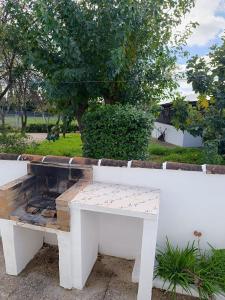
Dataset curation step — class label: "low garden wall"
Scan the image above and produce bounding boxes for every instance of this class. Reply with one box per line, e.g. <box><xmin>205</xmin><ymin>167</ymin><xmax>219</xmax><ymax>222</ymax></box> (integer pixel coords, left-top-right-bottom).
<box><xmin>0</xmin><ymin>154</ymin><xmax>225</xmax><ymax>254</ymax></box>
<box><xmin>0</xmin><ymin>159</ymin><xmax>28</xmax><ymax>186</ymax></box>
<box><xmin>1</xmin><ymin>155</ymin><xmax>225</xmax><ymax>298</ymax></box>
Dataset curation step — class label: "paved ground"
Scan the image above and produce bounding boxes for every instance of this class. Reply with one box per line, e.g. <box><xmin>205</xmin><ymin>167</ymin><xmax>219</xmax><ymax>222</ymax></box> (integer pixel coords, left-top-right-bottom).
<box><xmin>27</xmin><ymin>133</ymin><xmax>47</xmax><ymax>143</ymax></box>
<box><xmin>0</xmin><ymin>241</ymin><xmax>197</xmax><ymax>300</ymax></box>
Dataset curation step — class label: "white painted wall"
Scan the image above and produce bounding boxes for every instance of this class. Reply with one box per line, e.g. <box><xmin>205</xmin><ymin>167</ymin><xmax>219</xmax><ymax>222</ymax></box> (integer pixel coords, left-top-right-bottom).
<box><xmin>99</xmin><ymin>213</ymin><xmax>143</xmax><ymax>259</ymax></box>
<box><xmin>1</xmin><ymin>160</ymin><xmax>225</xmax><ymax>254</ymax></box>
<box><xmin>152</xmin><ymin>121</ymin><xmax>203</xmax><ymax>147</ymax></box>
<box><xmin>93</xmin><ymin>166</ymin><xmax>225</xmax><ymax>251</ymax></box>
<box><xmin>0</xmin><ymin>160</ymin><xmax>28</xmax><ymax>186</ymax></box>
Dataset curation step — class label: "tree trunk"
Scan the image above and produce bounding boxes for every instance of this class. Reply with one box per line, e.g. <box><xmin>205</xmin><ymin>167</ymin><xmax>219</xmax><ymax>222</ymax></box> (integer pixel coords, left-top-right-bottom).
<box><xmin>21</xmin><ymin>110</ymin><xmax>27</xmax><ymax>134</ymax></box>
<box><xmin>75</xmin><ymin>102</ymin><xmax>88</xmax><ymax>137</ymax></box>
<box><xmin>0</xmin><ymin>111</ymin><xmax>5</xmax><ymax>127</ymax></box>
<box><xmin>0</xmin><ymin>110</ymin><xmax>6</xmax><ymax>135</ymax></box>
<box><xmin>56</xmin><ymin>113</ymin><xmax>61</xmax><ymax>125</ymax></box>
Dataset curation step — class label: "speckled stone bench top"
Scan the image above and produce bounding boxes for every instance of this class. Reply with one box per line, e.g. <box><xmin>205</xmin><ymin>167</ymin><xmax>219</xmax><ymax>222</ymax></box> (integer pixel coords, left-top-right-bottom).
<box><xmin>70</xmin><ymin>182</ymin><xmax>160</xmax><ymax>219</ymax></box>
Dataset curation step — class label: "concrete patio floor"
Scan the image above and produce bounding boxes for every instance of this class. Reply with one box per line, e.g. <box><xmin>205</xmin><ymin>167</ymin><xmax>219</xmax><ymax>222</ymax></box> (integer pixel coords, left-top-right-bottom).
<box><xmin>0</xmin><ymin>240</ymin><xmax>197</xmax><ymax>300</ymax></box>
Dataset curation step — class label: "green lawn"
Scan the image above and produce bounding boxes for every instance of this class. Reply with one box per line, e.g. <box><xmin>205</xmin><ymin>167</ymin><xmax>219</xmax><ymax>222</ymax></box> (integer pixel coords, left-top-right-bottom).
<box><xmin>26</xmin><ymin>133</ymin><xmax>83</xmax><ymax>157</ymax></box>
<box><xmin>25</xmin><ymin>133</ymin><xmax>217</xmax><ymax>165</ymax></box>
<box><xmin>148</xmin><ymin>141</ymin><xmax>205</xmax><ymax>164</ymax></box>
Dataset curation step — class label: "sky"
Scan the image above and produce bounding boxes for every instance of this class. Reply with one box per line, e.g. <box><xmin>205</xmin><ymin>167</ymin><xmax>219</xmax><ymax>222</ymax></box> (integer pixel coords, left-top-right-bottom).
<box><xmin>177</xmin><ymin>0</ymin><xmax>225</xmax><ymax>98</ymax></box>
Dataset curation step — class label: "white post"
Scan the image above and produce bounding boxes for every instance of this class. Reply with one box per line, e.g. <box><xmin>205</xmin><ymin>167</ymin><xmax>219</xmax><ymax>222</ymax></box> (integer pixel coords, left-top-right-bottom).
<box><xmin>0</xmin><ymin>220</ymin><xmax>43</xmax><ymax>275</ymax></box>
<box><xmin>57</xmin><ymin>231</ymin><xmax>73</xmax><ymax>289</ymax></box>
<box><xmin>137</xmin><ymin>216</ymin><xmax>158</xmax><ymax>300</ymax></box>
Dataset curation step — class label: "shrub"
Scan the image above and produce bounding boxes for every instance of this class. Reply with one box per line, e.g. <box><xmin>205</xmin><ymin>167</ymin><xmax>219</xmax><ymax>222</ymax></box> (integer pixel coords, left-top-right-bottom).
<box><xmin>26</xmin><ymin>123</ymin><xmax>79</xmax><ymax>133</ymax></box>
<box><xmin>155</xmin><ymin>239</ymin><xmax>197</xmax><ymax>297</ymax></box>
<box><xmin>203</xmin><ymin>140</ymin><xmax>223</xmax><ymax>164</ymax></box>
<box><xmin>194</xmin><ymin>250</ymin><xmax>222</xmax><ymax>299</ymax></box>
<box><xmin>26</xmin><ymin>123</ymin><xmax>54</xmax><ymax>133</ymax></box>
<box><xmin>0</xmin><ymin>124</ymin><xmax>12</xmax><ymax>133</ymax></box>
<box><xmin>82</xmin><ymin>105</ymin><xmax>153</xmax><ymax>160</ymax></box>
<box><xmin>0</xmin><ymin>133</ymin><xmax>30</xmax><ymax>154</ymax></box>
<box><xmin>155</xmin><ymin>239</ymin><xmax>225</xmax><ymax>299</ymax></box>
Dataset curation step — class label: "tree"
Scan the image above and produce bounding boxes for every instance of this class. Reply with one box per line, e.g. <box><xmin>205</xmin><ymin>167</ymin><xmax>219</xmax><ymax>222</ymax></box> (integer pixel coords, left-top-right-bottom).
<box><xmin>0</xmin><ymin>87</ymin><xmax>13</xmax><ymax>132</ymax></box>
<box><xmin>172</xmin><ymin>36</ymin><xmax>225</xmax><ymax>158</ymax></box>
<box><xmin>7</xmin><ymin>0</ymin><xmax>195</xmax><ymax>132</ymax></box>
<box><xmin>0</xmin><ymin>1</ymin><xmax>28</xmax><ymax>102</ymax></box>
<box><xmin>0</xmin><ymin>2</ymin><xmax>17</xmax><ymax>103</ymax></box>
<box><xmin>0</xmin><ymin>1</ymin><xmax>35</xmax><ymax>131</ymax></box>
<box><xmin>13</xmin><ymin>69</ymin><xmax>43</xmax><ymax>133</ymax></box>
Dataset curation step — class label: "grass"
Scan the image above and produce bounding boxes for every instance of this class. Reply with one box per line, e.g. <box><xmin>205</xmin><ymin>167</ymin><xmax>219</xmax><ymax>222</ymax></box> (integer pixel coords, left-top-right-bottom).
<box><xmin>24</xmin><ymin>133</ymin><xmax>222</xmax><ymax>165</ymax></box>
<box><xmin>148</xmin><ymin>141</ymin><xmax>206</xmax><ymax>165</ymax></box>
<box><xmin>26</xmin><ymin>133</ymin><xmax>82</xmax><ymax>157</ymax></box>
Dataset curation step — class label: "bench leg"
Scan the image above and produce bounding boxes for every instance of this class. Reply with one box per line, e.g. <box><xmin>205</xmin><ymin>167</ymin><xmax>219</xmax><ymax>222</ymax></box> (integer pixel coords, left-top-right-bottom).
<box><xmin>0</xmin><ymin>220</ymin><xmax>43</xmax><ymax>275</ymax></box>
<box><xmin>137</xmin><ymin>217</ymin><xmax>158</xmax><ymax>300</ymax></box>
<box><xmin>57</xmin><ymin>231</ymin><xmax>73</xmax><ymax>289</ymax></box>
<box><xmin>71</xmin><ymin>209</ymin><xmax>99</xmax><ymax>289</ymax></box>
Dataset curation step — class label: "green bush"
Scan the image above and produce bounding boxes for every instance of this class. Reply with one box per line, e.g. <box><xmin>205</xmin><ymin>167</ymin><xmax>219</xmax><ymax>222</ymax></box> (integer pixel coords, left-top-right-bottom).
<box><xmin>82</xmin><ymin>105</ymin><xmax>153</xmax><ymax>160</ymax></box>
<box><xmin>155</xmin><ymin>239</ymin><xmax>197</xmax><ymax>296</ymax></box>
<box><xmin>203</xmin><ymin>140</ymin><xmax>223</xmax><ymax>164</ymax></box>
<box><xmin>26</xmin><ymin>123</ymin><xmax>79</xmax><ymax>133</ymax></box>
<box><xmin>0</xmin><ymin>133</ymin><xmax>30</xmax><ymax>154</ymax></box>
<box><xmin>0</xmin><ymin>124</ymin><xmax>12</xmax><ymax>133</ymax></box>
<box><xmin>26</xmin><ymin>123</ymin><xmax>53</xmax><ymax>133</ymax></box>
<box><xmin>155</xmin><ymin>239</ymin><xmax>225</xmax><ymax>299</ymax></box>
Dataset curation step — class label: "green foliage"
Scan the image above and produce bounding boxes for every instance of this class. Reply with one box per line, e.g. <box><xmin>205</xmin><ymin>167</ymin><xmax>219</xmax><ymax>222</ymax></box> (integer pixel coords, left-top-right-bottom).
<box><xmin>26</xmin><ymin>123</ymin><xmax>78</xmax><ymax>134</ymax></box>
<box><xmin>209</xmin><ymin>248</ymin><xmax>225</xmax><ymax>291</ymax></box>
<box><xmin>203</xmin><ymin>140</ymin><xmax>223</xmax><ymax>164</ymax></box>
<box><xmin>0</xmin><ymin>124</ymin><xmax>12</xmax><ymax>133</ymax></box>
<box><xmin>155</xmin><ymin>240</ymin><xmax>225</xmax><ymax>299</ymax></box>
<box><xmin>148</xmin><ymin>143</ymin><xmax>209</xmax><ymax>165</ymax></box>
<box><xmin>194</xmin><ymin>250</ymin><xmax>222</xmax><ymax>300</ymax></box>
<box><xmin>171</xmin><ymin>95</ymin><xmax>190</xmax><ymax>132</ymax></box>
<box><xmin>26</xmin><ymin>123</ymin><xmax>54</xmax><ymax>133</ymax></box>
<box><xmin>25</xmin><ymin>134</ymin><xmax>225</xmax><ymax>165</ymax></box>
<box><xmin>184</xmin><ymin>37</ymin><xmax>225</xmax><ymax>155</ymax></box>
<box><xmin>172</xmin><ymin>94</ymin><xmax>225</xmax><ymax>161</ymax></box>
<box><xmin>82</xmin><ymin>105</ymin><xmax>153</xmax><ymax>160</ymax></box>
<box><xmin>172</xmin><ymin>96</ymin><xmax>204</xmax><ymax>138</ymax></box>
<box><xmin>155</xmin><ymin>239</ymin><xmax>197</xmax><ymax>297</ymax></box>
<box><xmin>0</xmin><ymin>133</ymin><xmax>30</xmax><ymax>154</ymax></box>
<box><xmin>5</xmin><ymin>0</ymin><xmax>195</xmax><ymax>127</ymax></box>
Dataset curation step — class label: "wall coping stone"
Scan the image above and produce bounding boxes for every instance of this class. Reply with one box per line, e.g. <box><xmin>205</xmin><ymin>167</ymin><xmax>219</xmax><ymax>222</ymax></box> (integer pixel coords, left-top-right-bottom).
<box><xmin>43</xmin><ymin>155</ymin><xmax>71</xmax><ymax>165</ymax></box>
<box><xmin>166</xmin><ymin>162</ymin><xmax>202</xmax><ymax>172</ymax></box>
<box><xmin>131</xmin><ymin>160</ymin><xmax>162</xmax><ymax>169</ymax></box>
<box><xmin>71</xmin><ymin>157</ymin><xmax>99</xmax><ymax>166</ymax></box>
<box><xmin>0</xmin><ymin>153</ymin><xmax>19</xmax><ymax>160</ymax></box>
<box><xmin>0</xmin><ymin>153</ymin><xmax>225</xmax><ymax>175</ymax></box>
<box><xmin>101</xmin><ymin>159</ymin><xmax>128</xmax><ymax>168</ymax></box>
<box><xmin>21</xmin><ymin>154</ymin><xmax>43</xmax><ymax>162</ymax></box>
<box><xmin>206</xmin><ymin>164</ymin><xmax>225</xmax><ymax>175</ymax></box>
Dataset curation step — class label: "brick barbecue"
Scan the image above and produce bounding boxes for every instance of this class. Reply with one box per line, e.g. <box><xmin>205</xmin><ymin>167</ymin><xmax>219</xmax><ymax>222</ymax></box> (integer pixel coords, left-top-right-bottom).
<box><xmin>0</xmin><ymin>162</ymin><xmax>92</xmax><ymax>231</ymax></box>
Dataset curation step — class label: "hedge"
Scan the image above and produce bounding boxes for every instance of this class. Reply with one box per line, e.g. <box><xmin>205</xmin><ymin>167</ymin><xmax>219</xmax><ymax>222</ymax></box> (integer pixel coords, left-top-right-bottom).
<box><xmin>82</xmin><ymin>105</ymin><xmax>153</xmax><ymax>160</ymax></box>
<box><xmin>26</xmin><ymin>123</ymin><xmax>79</xmax><ymax>133</ymax></box>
